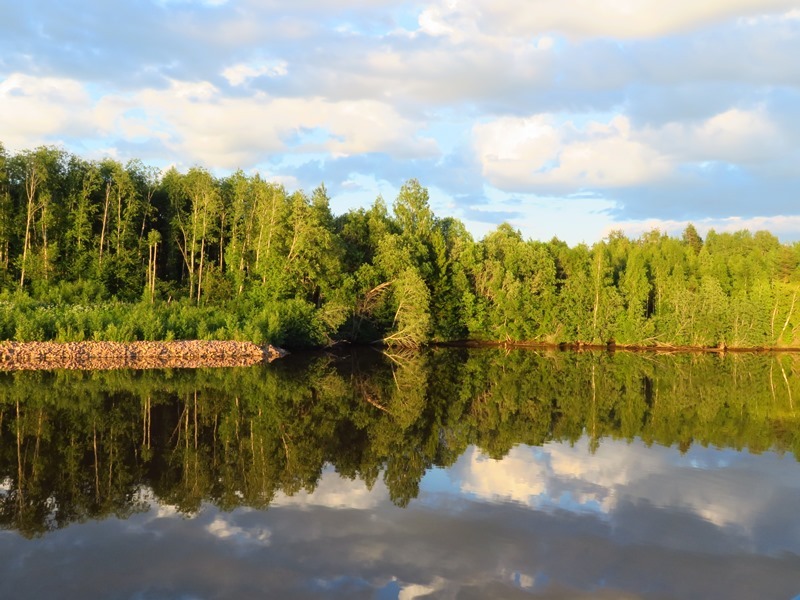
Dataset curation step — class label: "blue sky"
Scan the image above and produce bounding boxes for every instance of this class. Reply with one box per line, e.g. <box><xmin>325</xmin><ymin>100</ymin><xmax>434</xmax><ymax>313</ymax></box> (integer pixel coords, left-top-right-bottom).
<box><xmin>1</xmin><ymin>0</ymin><xmax>799</xmax><ymax>244</ymax></box>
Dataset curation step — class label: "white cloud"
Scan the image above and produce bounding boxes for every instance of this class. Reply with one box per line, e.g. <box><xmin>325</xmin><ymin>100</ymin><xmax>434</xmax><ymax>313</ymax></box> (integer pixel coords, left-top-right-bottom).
<box><xmin>360</xmin><ymin>39</ymin><xmax>553</xmax><ymax>108</ymax></box>
<box><xmin>419</xmin><ymin>0</ymin><xmax>799</xmax><ymax>39</ymax></box>
<box><xmin>535</xmin><ymin>36</ymin><xmax>555</xmax><ymax>51</ymax></box>
<box><xmin>473</xmin><ymin>107</ymin><xmax>792</xmax><ymax>194</ymax></box>
<box><xmin>124</xmin><ymin>80</ymin><xmax>438</xmax><ymax>167</ymax></box>
<box><xmin>221</xmin><ymin>60</ymin><xmax>288</xmax><ymax>86</ymax></box>
<box><xmin>608</xmin><ymin>215</ymin><xmax>800</xmax><ymax>241</ymax></box>
<box><xmin>0</xmin><ymin>73</ymin><xmax>95</xmax><ymax>149</ymax></box>
<box><xmin>648</xmin><ymin>107</ymin><xmax>788</xmax><ymax>165</ymax></box>
<box><xmin>474</xmin><ymin>114</ymin><xmax>671</xmax><ymax>192</ymax></box>
<box><xmin>0</xmin><ymin>73</ymin><xmax>437</xmax><ymax>169</ymax></box>
<box><xmin>418</xmin><ymin>1</ymin><xmax>482</xmax><ymax>43</ymax></box>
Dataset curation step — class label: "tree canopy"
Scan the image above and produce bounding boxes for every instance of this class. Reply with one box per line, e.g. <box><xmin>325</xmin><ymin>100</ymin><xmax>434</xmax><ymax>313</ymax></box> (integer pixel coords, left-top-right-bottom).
<box><xmin>1</xmin><ymin>143</ymin><xmax>799</xmax><ymax>348</ymax></box>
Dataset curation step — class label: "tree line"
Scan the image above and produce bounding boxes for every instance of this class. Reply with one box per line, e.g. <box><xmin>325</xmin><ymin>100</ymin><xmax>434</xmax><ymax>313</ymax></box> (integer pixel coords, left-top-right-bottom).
<box><xmin>1</xmin><ymin>348</ymin><xmax>798</xmax><ymax>536</ymax></box>
<box><xmin>1</xmin><ymin>142</ymin><xmax>800</xmax><ymax>348</ymax></box>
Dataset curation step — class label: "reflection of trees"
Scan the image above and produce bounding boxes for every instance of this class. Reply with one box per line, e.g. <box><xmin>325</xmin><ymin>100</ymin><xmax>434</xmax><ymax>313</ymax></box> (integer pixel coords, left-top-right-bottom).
<box><xmin>1</xmin><ymin>348</ymin><xmax>800</xmax><ymax>536</ymax></box>
<box><xmin>0</xmin><ymin>371</ymin><xmax>148</xmax><ymax>537</ymax></box>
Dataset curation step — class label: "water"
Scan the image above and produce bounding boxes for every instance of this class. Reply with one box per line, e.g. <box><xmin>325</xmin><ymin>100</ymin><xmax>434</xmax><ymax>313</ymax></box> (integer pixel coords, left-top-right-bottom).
<box><xmin>1</xmin><ymin>348</ymin><xmax>799</xmax><ymax>599</ymax></box>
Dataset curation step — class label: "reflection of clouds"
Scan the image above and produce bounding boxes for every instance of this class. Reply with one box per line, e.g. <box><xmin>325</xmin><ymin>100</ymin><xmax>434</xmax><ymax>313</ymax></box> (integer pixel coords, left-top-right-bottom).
<box><xmin>549</xmin><ymin>438</ymin><xmax>640</xmax><ymax>486</ymax></box>
<box><xmin>545</xmin><ymin>437</ymin><xmax>669</xmax><ymax>514</ymax></box>
<box><xmin>121</xmin><ymin>488</ymin><xmax>182</xmax><ymax>538</ymax></box>
<box><xmin>517</xmin><ymin>572</ymin><xmax>534</xmax><ymax>589</ymax></box>
<box><xmin>154</xmin><ymin>504</ymin><xmax>180</xmax><ymax>519</ymax></box>
<box><xmin>398</xmin><ymin>576</ymin><xmax>446</xmax><ymax>599</ymax></box>
<box><xmin>2</xmin><ymin>455</ymin><xmax>800</xmax><ymax>600</ymax></box>
<box><xmin>500</xmin><ymin>568</ymin><xmax>537</xmax><ymax>591</ymax></box>
<box><xmin>132</xmin><ymin>487</ymin><xmax>181</xmax><ymax>521</ymax></box>
<box><xmin>451</xmin><ymin>438</ymin><xmax>800</xmax><ymax>540</ymax></box>
<box><xmin>206</xmin><ymin>516</ymin><xmax>270</xmax><ymax>546</ymax></box>
<box><xmin>458</xmin><ymin>446</ymin><xmax>547</xmax><ymax>504</ymax></box>
<box><xmin>272</xmin><ymin>466</ymin><xmax>389</xmax><ymax>509</ymax></box>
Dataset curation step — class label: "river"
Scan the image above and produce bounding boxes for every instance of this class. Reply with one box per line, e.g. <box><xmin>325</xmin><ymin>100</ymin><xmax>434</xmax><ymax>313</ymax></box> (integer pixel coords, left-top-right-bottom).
<box><xmin>1</xmin><ymin>348</ymin><xmax>799</xmax><ymax>599</ymax></box>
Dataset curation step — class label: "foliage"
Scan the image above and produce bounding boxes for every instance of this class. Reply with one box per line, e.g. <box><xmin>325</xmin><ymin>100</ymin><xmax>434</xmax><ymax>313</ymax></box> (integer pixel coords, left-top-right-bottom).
<box><xmin>1</xmin><ymin>143</ymin><xmax>800</xmax><ymax>348</ymax></box>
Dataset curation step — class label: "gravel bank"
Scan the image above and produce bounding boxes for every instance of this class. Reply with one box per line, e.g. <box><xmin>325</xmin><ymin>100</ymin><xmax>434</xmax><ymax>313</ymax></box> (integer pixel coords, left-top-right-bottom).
<box><xmin>0</xmin><ymin>340</ymin><xmax>288</xmax><ymax>371</ymax></box>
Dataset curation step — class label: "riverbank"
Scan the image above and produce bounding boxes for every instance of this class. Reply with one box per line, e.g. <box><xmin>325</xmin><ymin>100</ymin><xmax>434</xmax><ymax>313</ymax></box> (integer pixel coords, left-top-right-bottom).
<box><xmin>432</xmin><ymin>339</ymin><xmax>800</xmax><ymax>353</ymax></box>
<box><xmin>2</xmin><ymin>336</ymin><xmax>797</xmax><ymax>372</ymax></box>
<box><xmin>0</xmin><ymin>340</ymin><xmax>288</xmax><ymax>371</ymax></box>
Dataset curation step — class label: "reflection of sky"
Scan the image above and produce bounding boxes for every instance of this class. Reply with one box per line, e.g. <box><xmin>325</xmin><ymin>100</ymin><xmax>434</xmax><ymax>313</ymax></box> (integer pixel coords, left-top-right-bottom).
<box><xmin>272</xmin><ymin>469</ymin><xmax>390</xmax><ymax>509</ymax></box>
<box><xmin>437</xmin><ymin>438</ymin><xmax>800</xmax><ymax>535</ymax></box>
<box><xmin>1</xmin><ymin>437</ymin><xmax>799</xmax><ymax>600</ymax></box>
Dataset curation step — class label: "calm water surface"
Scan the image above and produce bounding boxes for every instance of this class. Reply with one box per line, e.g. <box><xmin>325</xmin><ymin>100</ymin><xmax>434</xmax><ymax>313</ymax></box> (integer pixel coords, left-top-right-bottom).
<box><xmin>1</xmin><ymin>348</ymin><xmax>799</xmax><ymax>599</ymax></box>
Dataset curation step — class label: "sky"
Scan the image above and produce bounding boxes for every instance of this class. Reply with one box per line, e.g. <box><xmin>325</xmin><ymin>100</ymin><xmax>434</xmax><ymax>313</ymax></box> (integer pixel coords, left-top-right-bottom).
<box><xmin>1</xmin><ymin>0</ymin><xmax>799</xmax><ymax>245</ymax></box>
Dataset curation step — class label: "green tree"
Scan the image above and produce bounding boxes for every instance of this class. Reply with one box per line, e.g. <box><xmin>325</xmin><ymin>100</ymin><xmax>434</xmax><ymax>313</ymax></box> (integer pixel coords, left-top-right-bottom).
<box><xmin>382</xmin><ymin>268</ymin><xmax>431</xmax><ymax>347</ymax></box>
<box><xmin>682</xmin><ymin>223</ymin><xmax>703</xmax><ymax>254</ymax></box>
<box><xmin>468</xmin><ymin>224</ymin><xmax>556</xmax><ymax>341</ymax></box>
<box><xmin>616</xmin><ymin>244</ymin><xmax>654</xmax><ymax>344</ymax></box>
<box><xmin>9</xmin><ymin>147</ymin><xmax>67</xmax><ymax>288</ymax></box>
<box><xmin>168</xmin><ymin>167</ymin><xmax>221</xmax><ymax>302</ymax></box>
<box><xmin>0</xmin><ymin>143</ymin><xmax>11</xmax><ymax>276</ymax></box>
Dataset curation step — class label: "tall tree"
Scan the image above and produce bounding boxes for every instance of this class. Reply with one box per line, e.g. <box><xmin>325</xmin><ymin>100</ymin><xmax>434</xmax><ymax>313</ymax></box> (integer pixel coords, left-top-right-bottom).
<box><xmin>63</xmin><ymin>157</ymin><xmax>100</xmax><ymax>278</ymax></box>
<box><xmin>168</xmin><ymin>167</ymin><xmax>221</xmax><ymax>302</ymax></box>
<box><xmin>0</xmin><ymin>143</ymin><xmax>11</xmax><ymax>275</ymax></box>
<box><xmin>223</xmin><ymin>170</ymin><xmax>253</xmax><ymax>296</ymax></box>
<box><xmin>10</xmin><ymin>147</ymin><xmax>66</xmax><ymax>288</ymax></box>
<box><xmin>682</xmin><ymin>223</ymin><xmax>703</xmax><ymax>254</ymax></box>
<box><xmin>251</xmin><ymin>179</ymin><xmax>289</xmax><ymax>291</ymax></box>
<box><xmin>126</xmin><ymin>159</ymin><xmax>161</xmax><ymax>242</ymax></box>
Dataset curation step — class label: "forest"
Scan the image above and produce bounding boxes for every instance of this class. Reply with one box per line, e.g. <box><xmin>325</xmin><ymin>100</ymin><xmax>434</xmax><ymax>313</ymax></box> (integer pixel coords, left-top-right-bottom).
<box><xmin>1</xmin><ymin>142</ymin><xmax>800</xmax><ymax>348</ymax></box>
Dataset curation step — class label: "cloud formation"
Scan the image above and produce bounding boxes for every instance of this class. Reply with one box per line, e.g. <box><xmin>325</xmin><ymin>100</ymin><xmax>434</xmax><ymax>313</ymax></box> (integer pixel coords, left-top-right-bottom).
<box><xmin>1</xmin><ymin>0</ymin><xmax>799</xmax><ymax>242</ymax></box>
<box><xmin>420</xmin><ymin>0</ymin><xmax>800</xmax><ymax>39</ymax></box>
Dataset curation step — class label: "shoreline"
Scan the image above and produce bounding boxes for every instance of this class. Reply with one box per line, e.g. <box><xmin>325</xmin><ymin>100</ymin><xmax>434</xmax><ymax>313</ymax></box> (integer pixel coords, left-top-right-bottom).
<box><xmin>2</xmin><ymin>336</ymin><xmax>799</xmax><ymax>371</ymax></box>
<box><xmin>432</xmin><ymin>340</ymin><xmax>800</xmax><ymax>354</ymax></box>
<box><xmin>0</xmin><ymin>340</ymin><xmax>288</xmax><ymax>371</ymax></box>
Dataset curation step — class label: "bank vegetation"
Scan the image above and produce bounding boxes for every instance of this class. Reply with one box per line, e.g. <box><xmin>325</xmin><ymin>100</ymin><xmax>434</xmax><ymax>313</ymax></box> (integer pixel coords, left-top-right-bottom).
<box><xmin>1</xmin><ymin>142</ymin><xmax>799</xmax><ymax>349</ymax></box>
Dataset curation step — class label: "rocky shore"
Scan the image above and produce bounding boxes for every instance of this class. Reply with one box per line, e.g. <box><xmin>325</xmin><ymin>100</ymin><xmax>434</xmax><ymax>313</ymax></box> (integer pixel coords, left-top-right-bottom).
<box><xmin>0</xmin><ymin>340</ymin><xmax>288</xmax><ymax>371</ymax></box>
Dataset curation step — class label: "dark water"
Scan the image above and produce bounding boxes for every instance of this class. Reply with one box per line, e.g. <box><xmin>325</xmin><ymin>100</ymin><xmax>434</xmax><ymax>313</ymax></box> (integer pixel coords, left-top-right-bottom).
<box><xmin>1</xmin><ymin>348</ymin><xmax>799</xmax><ymax>599</ymax></box>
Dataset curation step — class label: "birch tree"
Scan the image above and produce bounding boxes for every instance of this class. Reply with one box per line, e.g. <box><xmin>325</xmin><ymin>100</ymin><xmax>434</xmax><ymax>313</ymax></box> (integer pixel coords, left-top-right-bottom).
<box><xmin>169</xmin><ymin>167</ymin><xmax>220</xmax><ymax>302</ymax></box>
